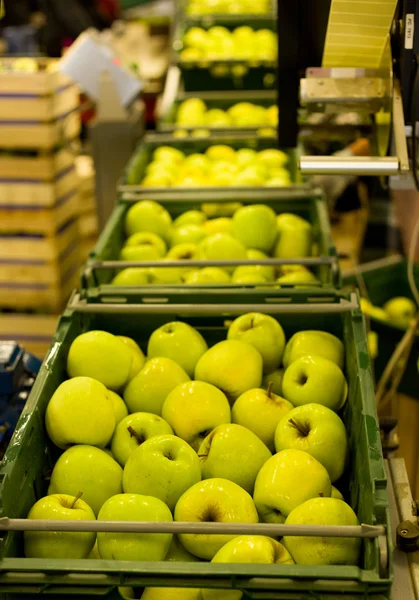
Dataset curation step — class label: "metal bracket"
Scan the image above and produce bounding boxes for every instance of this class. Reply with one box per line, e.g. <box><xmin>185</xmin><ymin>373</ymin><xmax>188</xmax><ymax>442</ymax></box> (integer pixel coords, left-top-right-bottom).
<box><xmin>397</xmin><ymin>520</ymin><xmax>419</xmax><ymax>552</ymax></box>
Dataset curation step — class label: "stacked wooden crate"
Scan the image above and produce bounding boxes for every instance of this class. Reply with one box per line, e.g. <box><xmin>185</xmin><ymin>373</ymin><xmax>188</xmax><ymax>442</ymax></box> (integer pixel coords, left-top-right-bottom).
<box><xmin>75</xmin><ymin>155</ymin><xmax>99</xmax><ymax>263</ymax></box>
<box><xmin>0</xmin><ymin>58</ymin><xmax>82</xmax><ymax>313</ymax></box>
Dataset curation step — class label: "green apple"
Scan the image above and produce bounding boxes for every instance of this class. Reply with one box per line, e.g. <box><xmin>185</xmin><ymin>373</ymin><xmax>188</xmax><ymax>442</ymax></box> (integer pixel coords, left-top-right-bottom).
<box><xmin>149</xmin><ymin>263</ymin><xmax>184</xmax><ymax>284</ymax></box>
<box><xmin>202</xmin><ymin>202</ymin><xmax>242</xmax><ymax>218</ymax></box>
<box><xmin>202</xmin><ymin>536</ymin><xmax>293</xmax><ymax>600</ymax></box>
<box><xmin>234</xmin><ymin>167</ymin><xmax>264</xmax><ymax>186</ymax></box>
<box><xmin>97</xmin><ymin>493</ymin><xmax>172</xmax><ymax>561</ymax></box>
<box><xmin>257</xmin><ymin>149</ymin><xmax>288</xmax><ymax>170</ymax></box>
<box><xmin>107</xmin><ymin>390</ymin><xmax>129</xmax><ymax>425</ymax></box>
<box><xmin>253</xmin><ymin>449</ymin><xmax>331</xmax><ymax>523</ymax></box>
<box><xmin>185</xmin><ymin>267</ymin><xmax>230</xmax><ymax>284</ymax></box>
<box><xmin>24</xmin><ymin>494</ymin><xmax>96</xmax><ymax>559</ymax></box>
<box><xmin>174</xmin><ymin>210</ymin><xmax>207</xmax><ymax>228</ymax></box>
<box><xmin>48</xmin><ymin>445</ymin><xmax>123</xmax><ymax>516</ymax></box>
<box><xmin>45</xmin><ymin>377</ymin><xmax>115</xmax><ymax>449</ymax></box>
<box><xmin>274</xmin><ymin>214</ymin><xmax>312</xmax><ymax>258</ymax></box>
<box><xmin>125</xmin><ymin>232</ymin><xmax>167</xmax><ymax>256</ymax></box>
<box><xmin>227</xmin><ymin>313</ymin><xmax>286</xmax><ymax>373</ymax></box>
<box><xmin>67</xmin><ymin>331</ymin><xmax>132</xmax><ymax>390</ymax></box>
<box><xmin>174</xmin><ymin>478</ymin><xmax>259</xmax><ymax>559</ymax></box>
<box><xmin>171</xmin><ymin>225</ymin><xmax>207</xmax><ymax>247</ymax></box>
<box><xmin>111</xmin><ymin>268</ymin><xmax>150</xmax><ymax>286</ymax></box>
<box><xmin>119</xmin><ymin>245</ymin><xmax>162</xmax><ymax>262</ymax></box>
<box><xmin>195</xmin><ymin>340</ymin><xmax>263</xmax><ymax>402</ymax></box>
<box><xmin>124</xmin><ymin>357</ymin><xmax>190</xmax><ymax>415</ymax></box>
<box><xmin>277</xmin><ymin>270</ymin><xmax>318</xmax><ymax>285</ymax></box>
<box><xmin>282</xmin><ymin>355</ymin><xmax>348</xmax><ymax>412</ymax></box>
<box><xmin>165</xmin><ymin>536</ymin><xmax>201</xmax><ymax>562</ymax></box>
<box><xmin>177</xmin><ymin>98</ymin><xmax>207</xmax><ymax>123</ymax></box>
<box><xmin>206</xmin><ymin>145</ymin><xmax>236</xmax><ymax>163</ymax></box>
<box><xmin>199</xmin><ymin>233</ymin><xmax>247</xmax><ymax>273</ymax></box>
<box><xmin>182</xmin><ymin>154</ymin><xmax>211</xmax><ymax>173</ymax></box>
<box><xmin>245</xmin><ymin>248</ymin><xmax>275</xmax><ymax>281</ymax></box>
<box><xmin>232</xmin><ymin>273</ymin><xmax>267</xmax><ymax>284</ymax></box>
<box><xmin>283</xmin><ymin>330</ymin><xmax>344</xmax><ymax>369</ymax></box>
<box><xmin>123</xmin><ymin>434</ymin><xmax>201</xmax><ymax>510</ymax></box>
<box><xmin>232</xmin><ymin>205</ymin><xmax>277</xmax><ymax>253</ymax></box>
<box><xmin>111</xmin><ymin>412</ymin><xmax>173</xmax><ymax>467</ymax></box>
<box><xmin>202</xmin><ymin>218</ymin><xmax>233</xmax><ymax>235</ymax></box>
<box><xmin>153</xmin><ymin>146</ymin><xmax>185</xmax><ymax>165</ymax></box>
<box><xmin>183</xmin><ymin>27</ymin><xmax>210</xmax><ymax>50</ymax></box>
<box><xmin>266</xmin><ymin>105</ymin><xmax>278</xmax><ymax>126</ymax></box>
<box><xmin>332</xmin><ymin>486</ymin><xmax>344</xmax><ymax>501</ymax></box>
<box><xmin>283</xmin><ymin>497</ymin><xmax>360</xmax><ymax>565</ymax></box>
<box><xmin>261</xmin><ymin>368</ymin><xmax>284</xmax><ymax>396</ymax></box>
<box><xmin>205</xmin><ymin>108</ymin><xmax>232</xmax><ymax>127</ymax></box>
<box><xmin>118</xmin><ymin>587</ymin><xmax>136</xmax><ymax>599</ymax></box>
<box><xmin>235</xmin><ymin>148</ymin><xmax>258</xmax><ymax>168</ymax></box>
<box><xmin>148</xmin><ymin>321</ymin><xmax>208</xmax><ymax>377</ymax></box>
<box><xmin>117</xmin><ymin>335</ymin><xmax>146</xmax><ymax>381</ymax></box>
<box><xmin>162</xmin><ymin>381</ymin><xmax>231</xmax><ymax>451</ymax></box>
<box><xmin>274</xmin><ymin>403</ymin><xmax>348</xmax><ymax>482</ymax></box>
<box><xmin>125</xmin><ymin>200</ymin><xmax>173</xmax><ymax>243</ymax></box>
<box><xmin>198</xmin><ymin>424</ymin><xmax>271</xmax><ymax>493</ymax></box>
<box><xmin>384</xmin><ymin>296</ymin><xmax>416</xmax><ymax>327</ymax></box>
<box><xmin>180</xmin><ymin>48</ymin><xmax>204</xmax><ymax>61</ymax></box>
<box><xmin>87</xmin><ymin>542</ymin><xmax>101</xmax><ymax>559</ymax></box>
<box><xmin>142</xmin><ymin>588</ymin><xmax>202</xmax><ymax>600</ymax></box>
<box><xmin>232</xmin><ymin>385</ymin><xmax>293</xmax><ymax>452</ymax></box>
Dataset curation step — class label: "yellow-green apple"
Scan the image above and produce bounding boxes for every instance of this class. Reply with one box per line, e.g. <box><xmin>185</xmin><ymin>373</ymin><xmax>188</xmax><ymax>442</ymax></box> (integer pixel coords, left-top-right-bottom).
<box><xmin>45</xmin><ymin>377</ymin><xmax>115</xmax><ymax>449</ymax></box>
<box><xmin>202</xmin><ymin>536</ymin><xmax>293</xmax><ymax>600</ymax></box>
<box><xmin>183</xmin><ymin>154</ymin><xmax>211</xmax><ymax>172</ymax></box>
<box><xmin>205</xmin><ymin>109</ymin><xmax>232</xmax><ymax>127</ymax></box>
<box><xmin>384</xmin><ymin>296</ymin><xmax>416</xmax><ymax>327</ymax></box>
<box><xmin>165</xmin><ymin>536</ymin><xmax>201</xmax><ymax>561</ymax></box>
<box><xmin>232</xmin><ymin>384</ymin><xmax>293</xmax><ymax>452</ymax></box>
<box><xmin>274</xmin><ymin>214</ymin><xmax>312</xmax><ymax>258</ymax></box>
<box><xmin>123</xmin><ymin>434</ymin><xmax>201</xmax><ymax>510</ymax></box>
<box><xmin>67</xmin><ymin>331</ymin><xmax>132</xmax><ymax>390</ymax></box>
<box><xmin>245</xmin><ymin>248</ymin><xmax>275</xmax><ymax>281</ymax></box>
<box><xmin>87</xmin><ymin>542</ymin><xmax>100</xmax><ymax>559</ymax></box>
<box><xmin>162</xmin><ymin>381</ymin><xmax>230</xmax><ymax>451</ymax></box>
<box><xmin>183</xmin><ymin>26</ymin><xmax>210</xmax><ymax>49</ymax></box>
<box><xmin>262</xmin><ymin>368</ymin><xmax>284</xmax><ymax>396</ymax></box>
<box><xmin>195</xmin><ymin>340</ymin><xmax>263</xmax><ymax>402</ymax></box>
<box><xmin>171</xmin><ymin>225</ymin><xmax>207</xmax><ymax>247</ymax></box>
<box><xmin>48</xmin><ymin>445</ymin><xmax>123</xmax><ymax>516</ymax></box>
<box><xmin>206</xmin><ymin>145</ymin><xmax>236</xmax><ymax>162</ymax></box>
<box><xmin>277</xmin><ymin>270</ymin><xmax>318</xmax><ymax>285</ymax></box>
<box><xmin>283</xmin><ymin>330</ymin><xmax>344</xmax><ymax>369</ymax></box>
<box><xmin>167</xmin><ymin>242</ymin><xmax>200</xmax><ymax>261</ymax></box>
<box><xmin>177</xmin><ymin>98</ymin><xmax>207</xmax><ymax>123</ymax></box>
<box><xmin>233</xmin><ymin>273</ymin><xmax>267</xmax><ymax>284</ymax></box>
<box><xmin>148</xmin><ymin>321</ymin><xmax>208</xmax><ymax>377</ymax></box>
<box><xmin>24</xmin><ymin>494</ymin><xmax>96</xmax><ymax>559</ymax></box>
<box><xmin>235</xmin><ymin>148</ymin><xmax>258</xmax><ymax>168</ymax></box>
<box><xmin>124</xmin><ymin>357</ymin><xmax>190</xmax><ymax>415</ymax></box>
<box><xmin>253</xmin><ymin>449</ymin><xmax>331</xmax><ymax>523</ymax></box>
<box><xmin>185</xmin><ymin>267</ymin><xmax>230</xmax><ymax>284</ymax></box>
<box><xmin>142</xmin><ymin>588</ymin><xmax>202</xmax><ymax>600</ymax></box>
<box><xmin>232</xmin><ymin>205</ymin><xmax>277</xmax><ymax>253</ymax></box>
<box><xmin>283</xmin><ymin>497</ymin><xmax>360</xmax><ymax>565</ymax></box>
<box><xmin>153</xmin><ymin>146</ymin><xmax>185</xmax><ymax>164</ymax></box>
<box><xmin>332</xmin><ymin>486</ymin><xmax>344</xmax><ymax>501</ymax></box>
<box><xmin>282</xmin><ymin>356</ymin><xmax>348</xmax><ymax>411</ymax></box>
<box><xmin>117</xmin><ymin>335</ymin><xmax>146</xmax><ymax>381</ymax></box>
<box><xmin>202</xmin><ymin>218</ymin><xmax>233</xmax><ymax>235</ymax></box>
<box><xmin>118</xmin><ymin>587</ymin><xmax>136</xmax><ymax>599</ymax></box>
<box><xmin>198</xmin><ymin>424</ymin><xmax>271</xmax><ymax>493</ymax></box>
<box><xmin>274</xmin><ymin>403</ymin><xmax>348</xmax><ymax>482</ymax></box>
<box><xmin>174</xmin><ymin>478</ymin><xmax>259</xmax><ymax>559</ymax></box>
<box><xmin>149</xmin><ymin>264</ymin><xmax>184</xmax><ymax>284</ymax></box>
<box><xmin>234</xmin><ymin>167</ymin><xmax>264</xmax><ymax>186</ymax></box>
<box><xmin>111</xmin><ymin>412</ymin><xmax>173</xmax><ymax>466</ymax></box>
<box><xmin>125</xmin><ymin>200</ymin><xmax>173</xmax><ymax>242</ymax></box>
<box><xmin>111</xmin><ymin>268</ymin><xmax>150</xmax><ymax>286</ymax></box>
<box><xmin>120</xmin><ymin>244</ymin><xmax>162</xmax><ymax>262</ymax></box>
<box><xmin>257</xmin><ymin>149</ymin><xmax>288</xmax><ymax>169</ymax></box>
<box><xmin>199</xmin><ymin>233</ymin><xmax>247</xmax><ymax>272</ymax></box>
<box><xmin>97</xmin><ymin>493</ymin><xmax>172</xmax><ymax>561</ymax></box>
<box><xmin>107</xmin><ymin>390</ymin><xmax>128</xmax><ymax>425</ymax></box>
<box><xmin>174</xmin><ymin>210</ymin><xmax>207</xmax><ymax>228</ymax></box>
<box><xmin>202</xmin><ymin>202</ymin><xmax>242</xmax><ymax>218</ymax></box>
<box><xmin>125</xmin><ymin>232</ymin><xmax>167</xmax><ymax>256</ymax></box>
<box><xmin>227</xmin><ymin>313</ymin><xmax>286</xmax><ymax>373</ymax></box>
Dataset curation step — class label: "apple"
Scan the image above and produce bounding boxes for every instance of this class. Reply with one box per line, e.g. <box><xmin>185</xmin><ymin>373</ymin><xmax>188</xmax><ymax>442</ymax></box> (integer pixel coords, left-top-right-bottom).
<box><xmin>257</xmin><ymin>149</ymin><xmax>288</xmax><ymax>170</ymax></box>
<box><xmin>235</xmin><ymin>148</ymin><xmax>258</xmax><ymax>168</ymax></box>
<box><xmin>177</xmin><ymin>98</ymin><xmax>207</xmax><ymax>122</ymax></box>
<box><xmin>283</xmin><ymin>497</ymin><xmax>360</xmax><ymax>565</ymax></box>
<box><xmin>206</xmin><ymin>145</ymin><xmax>236</xmax><ymax>163</ymax></box>
<box><xmin>183</xmin><ymin>154</ymin><xmax>211</xmax><ymax>173</ymax></box>
<box><xmin>274</xmin><ymin>214</ymin><xmax>312</xmax><ymax>258</ymax></box>
<box><xmin>123</xmin><ymin>434</ymin><xmax>202</xmax><ymax>510</ymax></box>
<box><xmin>153</xmin><ymin>146</ymin><xmax>185</xmax><ymax>165</ymax></box>
<box><xmin>171</xmin><ymin>225</ymin><xmax>207</xmax><ymax>247</ymax></box>
<box><xmin>118</xmin><ymin>587</ymin><xmax>136</xmax><ymax>599</ymax></box>
<box><xmin>234</xmin><ymin>167</ymin><xmax>264</xmax><ymax>187</ymax></box>
<box><xmin>283</xmin><ymin>330</ymin><xmax>344</xmax><ymax>369</ymax></box>
<box><xmin>202</xmin><ymin>202</ymin><xmax>242</xmax><ymax>218</ymax></box>
<box><xmin>174</xmin><ymin>478</ymin><xmax>259</xmax><ymax>559</ymax></box>
<box><xmin>232</xmin><ymin>205</ymin><xmax>277</xmax><ymax>253</ymax></box>
<box><xmin>124</xmin><ymin>357</ymin><xmax>190</xmax><ymax>415</ymax></box>
<box><xmin>183</xmin><ymin>27</ymin><xmax>210</xmax><ymax>50</ymax></box>
<box><xmin>246</xmin><ymin>248</ymin><xmax>275</xmax><ymax>281</ymax></box>
<box><xmin>67</xmin><ymin>331</ymin><xmax>132</xmax><ymax>390</ymax></box>
<box><xmin>48</xmin><ymin>445</ymin><xmax>123</xmax><ymax>516</ymax></box>
<box><xmin>277</xmin><ymin>270</ymin><xmax>318</xmax><ymax>285</ymax></box>
<box><xmin>232</xmin><ymin>273</ymin><xmax>267</xmax><ymax>284</ymax></box>
<box><xmin>125</xmin><ymin>232</ymin><xmax>167</xmax><ymax>257</ymax></box>
<box><xmin>198</xmin><ymin>424</ymin><xmax>271</xmax><ymax>493</ymax></box>
<box><xmin>24</xmin><ymin>494</ymin><xmax>96</xmax><ymax>559</ymax></box>
<box><xmin>194</xmin><ymin>340</ymin><xmax>263</xmax><ymax>403</ymax></box>
<box><xmin>253</xmin><ymin>449</ymin><xmax>331</xmax><ymax>523</ymax></box>
<box><xmin>111</xmin><ymin>268</ymin><xmax>150</xmax><ymax>286</ymax></box>
<box><xmin>261</xmin><ymin>368</ymin><xmax>284</xmax><ymax>396</ymax></box>
<box><xmin>125</xmin><ymin>200</ymin><xmax>173</xmax><ymax>243</ymax></box>
<box><xmin>147</xmin><ymin>321</ymin><xmax>208</xmax><ymax>378</ymax></box>
<box><xmin>199</xmin><ymin>233</ymin><xmax>247</xmax><ymax>273</ymax></box>
<box><xmin>107</xmin><ymin>390</ymin><xmax>129</xmax><ymax>425</ymax></box>
<box><xmin>232</xmin><ymin>385</ymin><xmax>293</xmax><ymax>452</ymax></box>
<box><xmin>174</xmin><ymin>210</ymin><xmax>207</xmax><ymax>228</ymax></box>
<box><xmin>367</xmin><ymin>330</ymin><xmax>379</xmax><ymax>360</ymax></box>
<box><xmin>142</xmin><ymin>588</ymin><xmax>202</xmax><ymax>600</ymax></box>
<box><xmin>119</xmin><ymin>245</ymin><xmax>162</xmax><ymax>262</ymax></box>
<box><xmin>180</xmin><ymin>48</ymin><xmax>204</xmax><ymax>61</ymax></box>
<box><xmin>266</xmin><ymin>105</ymin><xmax>278</xmax><ymax>126</ymax></box>
<box><xmin>274</xmin><ymin>403</ymin><xmax>348</xmax><ymax>482</ymax></box>
<box><xmin>282</xmin><ymin>356</ymin><xmax>348</xmax><ymax>412</ymax></box>
<box><xmin>332</xmin><ymin>486</ymin><xmax>345</xmax><ymax>501</ymax></box>
<box><xmin>185</xmin><ymin>267</ymin><xmax>231</xmax><ymax>284</ymax></box>
<box><xmin>384</xmin><ymin>296</ymin><xmax>416</xmax><ymax>327</ymax></box>
<box><xmin>117</xmin><ymin>335</ymin><xmax>146</xmax><ymax>381</ymax></box>
<box><xmin>202</xmin><ymin>536</ymin><xmax>293</xmax><ymax>600</ymax></box>
<box><xmin>45</xmin><ymin>377</ymin><xmax>115</xmax><ymax>449</ymax></box>
<box><xmin>149</xmin><ymin>264</ymin><xmax>184</xmax><ymax>284</ymax></box>
<box><xmin>111</xmin><ymin>412</ymin><xmax>174</xmax><ymax>467</ymax></box>
<box><xmin>165</xmin><ymin>536</ymin><xmax>201</xmax><ymax>562</ymax></box>
<box><xmin>202</xmin><ymin>218</ymin><xmax>233</xmax><ymax>235</ymax></box>
<box><xmin>162</xmin><ymin>381</ymin><xmax>231</xmax><ymax>451</ymax></box>
<box><xmin>87</xmin><ymin>542</ymin><xmax>101</xmax><ymax>559</ymax></box>
<box><xmin>97</xmin><ymin>493</ymin><xmax>173</xmax><ymax>561</ymax></box>
<box><xmin>227</xmin><ymin>313</ymin><xmax>286</xmax><ymax>373</ymax></box>
<box><xmin>205</xmin><ymin>109</ymin><xmax>232</xmax><ymax>127</ymax></box>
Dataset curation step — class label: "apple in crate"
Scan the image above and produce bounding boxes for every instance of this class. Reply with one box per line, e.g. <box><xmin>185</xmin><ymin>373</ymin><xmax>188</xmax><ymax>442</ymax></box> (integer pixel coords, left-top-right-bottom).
<box><xmin>116</xmin><ymin>335</ymin><xmax>146</xmax><ymax>381</ymax></box>
<box><xmin>107</xmin><ymin>390</ymin><xmax>128</xmax><ymax>425</ymax></box>
<box><xmin>232</xmin><ymin>204</ymin><xmax>277</xmax><ymax>253</ymax></box>
<box><xmin>125</xmin><ymin>200</ymin><xmax>173</xmax><ymax>242</ymax></box>
<box><xmin>274</xmin><ymin>214</ymin><xmax>312</xmax><ymax>259</ymax></box>
<box><xmin>283</xmin><ymin>330</ymin><xmax>344</xmax><ymax>369</ymax></box>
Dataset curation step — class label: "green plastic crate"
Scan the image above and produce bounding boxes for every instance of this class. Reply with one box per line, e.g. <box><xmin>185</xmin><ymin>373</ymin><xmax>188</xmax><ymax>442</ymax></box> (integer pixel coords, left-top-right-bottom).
<box><xmin>81</xmin><ymin>192</ymin><xmax>340</xmax><ymax>301</ymax></box>
<box><xmin>0</xmin><ymin>293</ymin><xmax>391</xmax><ymax>598</ymax></box>
<box><xmin>342</xmin><ymin>255</ymin><xmax>419</xmax><ymax>399</ymax></box>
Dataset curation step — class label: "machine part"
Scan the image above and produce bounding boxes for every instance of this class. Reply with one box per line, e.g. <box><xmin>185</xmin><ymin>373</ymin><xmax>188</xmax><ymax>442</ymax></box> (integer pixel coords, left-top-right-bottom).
<box><xmin>397</xmin><ymin>520</ymin><xmax>419</xmax><ymax>552</ymax></box>
<box><xmin>300</xmin><ymin>156</ymin><xmax>399</xmax><ymax>176</ymax></box>
<box><xmin>380</xmin><ymin>417</ymin><xmax>400</xmax><ymax>455</ymax></box>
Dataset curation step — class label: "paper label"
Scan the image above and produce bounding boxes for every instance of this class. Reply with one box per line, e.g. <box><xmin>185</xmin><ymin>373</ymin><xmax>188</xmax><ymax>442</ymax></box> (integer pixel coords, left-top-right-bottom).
<box><xmin>405</xmin><ymin>13</ymin><xmax>414</xmax><ymax>49</ymax></box>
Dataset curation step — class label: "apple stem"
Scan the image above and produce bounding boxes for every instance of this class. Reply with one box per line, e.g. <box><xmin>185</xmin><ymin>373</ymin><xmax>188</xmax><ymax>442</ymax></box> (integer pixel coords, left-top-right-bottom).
<box><xmin>197</xmin><ymin>454</ymin><xmax>208</xmax><ymax>458</ymax></box>
<box><xmin>70</xmin><ymin>491</ymin><xmax>83</xmax><ymax>509</ymax></box>
<box><xmin>127</xmin><ymin>426</ymin><xmax>144</xmax><ymax>444</ymax></box>
<box><xmin>288</xmin><ymin>418</ymin><xmax>310</xmax><ymax>437</ymax></box>
<box><xmin>267</xmin><ymin>381</ymin><xmax>273</xmax><ymax>398</ymax></box>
